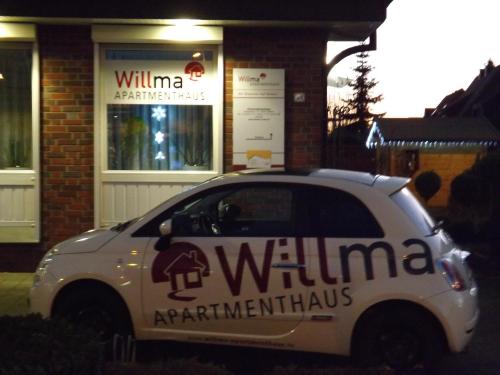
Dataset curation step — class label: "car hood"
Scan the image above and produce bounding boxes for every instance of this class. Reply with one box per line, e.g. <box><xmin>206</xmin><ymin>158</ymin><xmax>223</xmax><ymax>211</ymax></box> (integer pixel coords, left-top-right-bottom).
<box><xmin>51</xmin><ymin>228</ymin><xmax>119</xmax><ymax>255</ymax></box>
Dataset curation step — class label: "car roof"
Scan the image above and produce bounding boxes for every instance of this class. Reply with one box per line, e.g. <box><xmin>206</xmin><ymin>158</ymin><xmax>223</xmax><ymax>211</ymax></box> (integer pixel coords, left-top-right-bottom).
<box><xmin>225</xmin><ymin>168</ymin><xmax>410</xmax><ymax>195</ymax></box>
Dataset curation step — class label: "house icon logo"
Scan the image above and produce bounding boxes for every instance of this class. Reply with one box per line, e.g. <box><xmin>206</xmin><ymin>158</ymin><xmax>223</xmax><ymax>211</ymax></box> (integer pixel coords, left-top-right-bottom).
<box><xmin>152</xmin><ymin>242</ymin><xmax>211</xmax><ymax>301</ymax></box>
<box><xmin>184</xmin><ymin>61</ymin><xmax>205</xmax><ymax>81</ymax></box>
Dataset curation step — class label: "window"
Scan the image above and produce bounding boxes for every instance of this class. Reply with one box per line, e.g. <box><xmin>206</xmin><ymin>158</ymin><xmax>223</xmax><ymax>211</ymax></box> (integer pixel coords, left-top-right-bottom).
<box><xmin>304</xmin><ymin>186</ymin><xmax>384</xmax><ymax>238</ymax></box>
<box><xmin>101</xmin><ymin>46</ymin><xmax>217</xmax><ymax>171</ymax></box>
<box><xmin>0</xmin><ymin>44</ymin><xmax>32</xmax><ymax>169</ymax></box>
<box><xmin>134</xmin><ymin>183</ymin><xmax>298</xmax><ymax>237</ymax></box>
<box><xmin>216</xmin><ymin>186</ymin><xmax>294</xmax><ymax>236</ymax></box>
<box><xmin>108</xmin><ymin>104</ymin><xmax>212</xmax><ymax>170</ymax></box>
<box><xmin>391</xmin><ymin>187</ymin><xmax>435</xmax><ymax>236</ymax></box>
<box><xmin>171</xmin><ymin>185</ymin><xmax>296</xmax><ymax>237</ymax></box>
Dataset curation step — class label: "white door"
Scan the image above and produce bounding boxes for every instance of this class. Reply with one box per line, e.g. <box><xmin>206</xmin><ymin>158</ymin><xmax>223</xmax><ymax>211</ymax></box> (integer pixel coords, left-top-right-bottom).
<box><xmin>0</xmin><ymin>42</ymin><xmax>39</xmax><ymax>243</ymax></box>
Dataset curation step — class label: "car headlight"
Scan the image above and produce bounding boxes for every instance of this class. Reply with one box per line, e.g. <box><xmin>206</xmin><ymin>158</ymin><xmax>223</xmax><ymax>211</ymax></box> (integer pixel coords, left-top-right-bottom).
<box><xmin>32</xmin><ymin>248</ymin><xmax>58</xmax><ymax>287</ymax></box>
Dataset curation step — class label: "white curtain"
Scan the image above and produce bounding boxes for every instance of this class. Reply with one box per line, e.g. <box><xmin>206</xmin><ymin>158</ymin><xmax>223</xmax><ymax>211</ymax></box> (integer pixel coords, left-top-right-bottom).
<box><xmin>0</xmin><ymin>45</ymin><xmax>32</xmax><ymax>169</ymax></box>
<box><xmin>107</xmin><ymin>104</ymin><xmax>212</xmax><ymax>171</ymax></box>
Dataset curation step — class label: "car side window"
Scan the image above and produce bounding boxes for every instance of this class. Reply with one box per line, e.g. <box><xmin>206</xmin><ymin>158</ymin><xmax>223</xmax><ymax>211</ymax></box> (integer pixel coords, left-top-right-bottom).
<box><xmin>134</xmin><ymin>183</ymin><xmax>299</xmax><ymax>237</ymax></box>
<box><xmin>304</xmin><ymin>186</ymin><xmax>384</xmax><ymax>238</ymax></box>
<box><xmin>216</xmin><ymin>186</ymin><xmax>295</xmax><ymax>236</ymax></box>
<box><xmin>172</xmin><ymin>185</ymin><xmax>297</xmax><ymax>237</ymax></box>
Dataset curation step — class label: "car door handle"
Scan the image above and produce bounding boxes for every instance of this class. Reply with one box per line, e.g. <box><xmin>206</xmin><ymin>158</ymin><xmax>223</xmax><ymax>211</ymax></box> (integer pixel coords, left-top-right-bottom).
<box><xmin>272</xmin><ymin>263</ymin><xmax>306</xmax><ymax>269</ymax></box>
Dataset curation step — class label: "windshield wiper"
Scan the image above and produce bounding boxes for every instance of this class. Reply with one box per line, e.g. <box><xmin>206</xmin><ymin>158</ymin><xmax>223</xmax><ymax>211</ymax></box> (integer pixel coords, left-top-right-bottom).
<box><xmin>111</xmin><ymin>218</ymin><xmax>137</xmax><ymax>232</ymax></box>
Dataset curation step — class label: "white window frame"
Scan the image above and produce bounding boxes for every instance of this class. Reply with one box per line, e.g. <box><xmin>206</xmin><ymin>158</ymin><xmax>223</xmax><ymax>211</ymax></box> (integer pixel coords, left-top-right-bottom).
<box><xmin>92</xmin><ymin>25</ymin><xmax>223</xmax><ymax>227</ymax></box>
<box><xmin>0</xmin><ymin>23</ymin><xmax>40</xmax><ymax>242</ymax></box>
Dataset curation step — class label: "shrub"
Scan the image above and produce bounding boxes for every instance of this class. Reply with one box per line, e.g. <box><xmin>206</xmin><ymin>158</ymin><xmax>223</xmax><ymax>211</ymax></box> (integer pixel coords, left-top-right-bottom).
<box><xmin>105</xmin><ymin>362</ymin><xmax>394</xmax><ymax>375</ymax></box>
<box><xmin>447</xmin><ymin>152</ymin><xmax>500</xmax><ymax>245</ymax></box>
<box><xmin>449</xmin><ymin>172</ymin><xmax>482</xmax><ymax>208</ymax></box>
<box><xmin>266</xmin><ymin>364</ymin><xmax>395</xmax><ymax>375</ymax></box>
<box><xmin>0</xmin><ymin>314</ymin><xmax>102</xmax><ymax>375</ymax></box>
<box><xmin>105</xmin><ymin>358</ymin><xmax>232</xmax><ymax>375</ymax></box>
<box><xmin>414</xmin><ymin>170</ymin><xmax>441</xmax><ymax>202</ymax></box>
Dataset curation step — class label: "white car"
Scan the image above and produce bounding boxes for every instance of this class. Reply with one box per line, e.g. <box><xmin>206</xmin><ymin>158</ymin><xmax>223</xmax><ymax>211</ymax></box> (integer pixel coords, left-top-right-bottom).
<box><xmin>30</xmin><ymin>169</ymin><xmax>479</xmax><ymax>370</ymax></box>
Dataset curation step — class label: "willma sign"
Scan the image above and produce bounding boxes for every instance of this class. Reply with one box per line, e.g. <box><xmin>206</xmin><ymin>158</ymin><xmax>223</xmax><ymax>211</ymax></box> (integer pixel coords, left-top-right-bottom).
<box><xmin>103</xmin><ymin>59</ymin><xmax>215</xmax><ymax>105</ymax></box>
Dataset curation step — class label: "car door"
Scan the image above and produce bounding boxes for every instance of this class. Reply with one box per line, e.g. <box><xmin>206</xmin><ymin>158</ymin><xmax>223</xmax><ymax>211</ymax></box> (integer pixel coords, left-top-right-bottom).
<box><xmin>139</xmin><ymin>182</ymin><xmax>311</xmax><ymax>338</ymax></box>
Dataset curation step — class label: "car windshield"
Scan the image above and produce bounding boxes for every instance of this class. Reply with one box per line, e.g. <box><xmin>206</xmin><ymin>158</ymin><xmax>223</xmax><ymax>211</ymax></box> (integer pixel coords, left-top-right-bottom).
<box><xmin>391</xmin><ymin>187</ymin><xmax>436</xmax><ymax>236</ymax></box>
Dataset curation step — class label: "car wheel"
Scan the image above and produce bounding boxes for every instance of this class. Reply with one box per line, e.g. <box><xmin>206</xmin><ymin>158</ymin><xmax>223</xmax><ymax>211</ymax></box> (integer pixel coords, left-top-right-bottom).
<box><xmin>354</xmin><ymin>306</ymin><xmax>444</xmax><ymax>371</ymax></box>
<box><xmin>54</xmin><ymin>286</ymin><xmax>132</xmax><ymax>343</ymax></box>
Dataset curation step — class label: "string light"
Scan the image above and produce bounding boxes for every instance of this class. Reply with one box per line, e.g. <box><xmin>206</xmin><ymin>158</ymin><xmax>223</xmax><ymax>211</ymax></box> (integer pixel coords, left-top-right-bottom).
<box><xmin>155</xmin><ymin>131</ymin><xmax>165</xmax><ymax>144</ymax></box>
<box><xmin>152</xmin><ymin>106</ymin><xmax>166</xmax><ymax>121</ymax></box>
<box><xmin>155</xmin><ymin>151</ymin><xmax>166</xmax><ymax>160</ymax></box>
<box><xmin>366</xmin><ymin>124</ymin><xmax>499</xmax><ymax>149</ymax></box>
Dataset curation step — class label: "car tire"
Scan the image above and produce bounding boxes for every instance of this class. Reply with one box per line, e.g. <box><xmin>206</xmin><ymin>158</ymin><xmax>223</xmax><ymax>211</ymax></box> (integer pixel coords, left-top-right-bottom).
<box><xmin>53</xmin><ymin>286</ymin><xmax>132</xmax><ymax>344</ymax></box>
<box><xmin>353</xmin><ymin>306</ymin><xmax>444</xmax><ymax>371</ymax></box>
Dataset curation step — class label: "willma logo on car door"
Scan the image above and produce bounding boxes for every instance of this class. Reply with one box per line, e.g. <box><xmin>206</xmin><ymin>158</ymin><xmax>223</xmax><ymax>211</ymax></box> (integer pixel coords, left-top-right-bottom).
<box><xmin>152</xmin><ymin>237</ymin><xmax>434</xmax><ymax>326</ymax></box>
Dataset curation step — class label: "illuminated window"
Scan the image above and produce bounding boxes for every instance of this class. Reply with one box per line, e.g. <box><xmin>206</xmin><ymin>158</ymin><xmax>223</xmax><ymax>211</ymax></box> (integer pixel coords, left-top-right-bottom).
<box><xmin>0</xmin><ymin>44</ymin><xmax>32</xmax><ymax>169</ymax></box>
<box><xmin>102</xmin><ymin>47</ymin><xmax>216</xmax><ymax>171</ymax></box>
<box><xmin>107</xmin><ymin>104</ymin><xmax>212</xmax><ymax>170</ymax></box>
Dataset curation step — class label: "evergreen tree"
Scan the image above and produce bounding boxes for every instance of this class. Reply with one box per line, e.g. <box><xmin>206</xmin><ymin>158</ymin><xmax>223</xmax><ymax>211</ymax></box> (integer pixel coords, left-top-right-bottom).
<box><xmin>343</xmin><ymin>50</ymin><xmax>384</xmax><ymax>129</ymax></box>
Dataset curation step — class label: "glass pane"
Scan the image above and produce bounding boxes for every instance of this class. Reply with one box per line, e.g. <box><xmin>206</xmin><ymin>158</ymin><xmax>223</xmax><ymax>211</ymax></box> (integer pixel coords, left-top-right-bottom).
<box><xmin>305</xmin><ymin>186</ymin><xmax>384</xmax><ymax>238</ymax></box>
<box><xmin>218</xmin><ymin>187</ymin><xmax>295</xmax><ymax>236</ymax></box>
<box><xmin>107</xmin><ymin>104</ymin><xmax>212</xmax><ymax>170</ymax></box>
<box><xmin>0</xmin><ymin>47</ymin><xmax>32</xmax><ymax>169</ymax></box>
<box><xmin>391</xmin><ymin>188</ymin><xmax>435</xmax><ymax>236</ymax></box>
<box><xmin>221</xmin><ymin>187</ymin><xmax>293</xmax><ymax>222</ymax></box>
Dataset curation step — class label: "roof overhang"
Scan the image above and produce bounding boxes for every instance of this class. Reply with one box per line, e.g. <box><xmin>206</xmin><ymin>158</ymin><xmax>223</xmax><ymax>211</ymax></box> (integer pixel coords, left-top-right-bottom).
<box><xmin>0</xmin><ymin>0</ymin><xmax>392</xmax><ymax>41</ymax></box>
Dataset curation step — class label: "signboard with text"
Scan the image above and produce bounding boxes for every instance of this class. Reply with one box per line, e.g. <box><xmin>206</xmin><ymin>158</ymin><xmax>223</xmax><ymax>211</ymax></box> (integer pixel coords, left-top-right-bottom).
<box><xmin>103</xmin><ymin>51</ymin><xmax>216</xmax><ymax>105</ymax></box>
<box><xmin>233</xmin><ymin>69</ymin><xmax>285</xmax><ymax>168</ymax></box>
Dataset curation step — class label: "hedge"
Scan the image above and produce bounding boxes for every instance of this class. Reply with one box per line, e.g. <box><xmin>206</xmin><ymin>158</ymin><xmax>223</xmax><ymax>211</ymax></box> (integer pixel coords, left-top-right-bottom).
<box><xmin>0</xmin><ymin>315</ymin><xmax>393</xmax><ymax>375</ymax></box>
<box><xmin>0</xmin><ymin>314</ymin><xmax>102</xmax><ymax>375</ymax></box>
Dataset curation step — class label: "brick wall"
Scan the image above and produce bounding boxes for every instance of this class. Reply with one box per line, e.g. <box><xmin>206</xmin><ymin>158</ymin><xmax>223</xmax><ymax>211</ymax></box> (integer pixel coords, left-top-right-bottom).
<box><xmin>1</xmin><ymin>25</ymin><xmax>329</xmax><ymax>271</ymax></box>
<box><xmin>39</xmin><ymin>25</ymin><xmax>94</xmax><ymax>250</ymax></box>
<box><xmin>0</xmin><ymin>26</ymin><xmax>95</xmax><ymax>271</ymax></box>
<box><xmin>224</xmin><ymin>28</ymin><xmax>328</xmax><ymax>171</ymax></box>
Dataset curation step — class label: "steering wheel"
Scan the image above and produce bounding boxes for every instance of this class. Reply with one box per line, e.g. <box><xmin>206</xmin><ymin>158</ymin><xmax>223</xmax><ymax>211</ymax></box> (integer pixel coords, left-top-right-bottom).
<box><xmin>199</xmin><ymin>212</ymin><xmax>221</xmax><ymax>235</ymax></box>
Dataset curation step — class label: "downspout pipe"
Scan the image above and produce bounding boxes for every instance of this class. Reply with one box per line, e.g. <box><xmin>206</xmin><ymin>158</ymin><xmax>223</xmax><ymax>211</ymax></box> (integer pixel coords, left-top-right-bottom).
<box><xmin>322</xmin><ymin>31</ymin><xmax>377</xmax><ymax>167</ymax></box>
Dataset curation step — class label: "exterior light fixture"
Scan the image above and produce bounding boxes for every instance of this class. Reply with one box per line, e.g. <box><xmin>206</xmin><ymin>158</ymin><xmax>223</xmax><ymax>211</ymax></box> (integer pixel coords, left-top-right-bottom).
<box><xmin>172</xmin><ymin>19</ymin><xmax>198</xmax><ymax>27</ymax></box>
<box><xmin>0</xmin><ymin>73</ymin><xmax>3</xmax><ymax>80</ymax></box>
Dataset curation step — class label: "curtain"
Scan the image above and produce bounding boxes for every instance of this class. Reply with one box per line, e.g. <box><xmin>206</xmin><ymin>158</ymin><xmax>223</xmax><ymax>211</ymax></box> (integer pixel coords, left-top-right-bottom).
<box><xmin>107</xmin><ymin>104</ymin><xmax>212</xmax><ymax>170</ymax></box>
<box><xmin>0</xmin><ymin>46</ymin><xmax>32</xmax><ymax>169</ymax></box>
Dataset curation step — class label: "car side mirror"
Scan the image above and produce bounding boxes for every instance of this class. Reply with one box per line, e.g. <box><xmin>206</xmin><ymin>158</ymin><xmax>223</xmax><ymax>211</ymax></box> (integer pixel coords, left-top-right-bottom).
<box><xmin>155</xmin><ymin>219</ymin><xmax>173</xmax><ymax>251</ymax></box>
<box><xmin>159</xmin><ymin>219</ymin><xmax>172</xmax><ymax>237</ymax></box>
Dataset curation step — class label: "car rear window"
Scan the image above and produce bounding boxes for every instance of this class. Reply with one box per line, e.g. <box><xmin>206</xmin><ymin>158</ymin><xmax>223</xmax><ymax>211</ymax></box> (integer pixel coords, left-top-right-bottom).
<box><xmin>304</xmin><ymin>185</ymin><xmax>384</xmax><ymax>238</ymax></box>
<box><xmin>391</xmin><ymin>188</ymin><xmax>435</xmax><ymax>236</ymax></box>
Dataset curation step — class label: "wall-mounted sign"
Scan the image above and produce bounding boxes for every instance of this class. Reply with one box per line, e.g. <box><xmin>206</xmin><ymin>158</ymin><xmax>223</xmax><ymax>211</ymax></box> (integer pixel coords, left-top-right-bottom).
<box><xmin>232</xmin><ymin>68</ymin><xmax>285</xmax><ymax>168</ymax></box>
<box><xmin>102</xmin><ymin>49</ymin><xmax>216</xmax><ymax>105</ymax></box>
